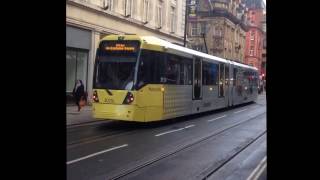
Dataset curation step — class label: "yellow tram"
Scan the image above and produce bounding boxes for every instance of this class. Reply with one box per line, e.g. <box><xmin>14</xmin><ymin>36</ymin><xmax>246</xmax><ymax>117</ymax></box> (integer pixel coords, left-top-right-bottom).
<box><xmin>92</xmin><ymin>35</ymin><xmax>258</xmax><ymax>122</ymax></box>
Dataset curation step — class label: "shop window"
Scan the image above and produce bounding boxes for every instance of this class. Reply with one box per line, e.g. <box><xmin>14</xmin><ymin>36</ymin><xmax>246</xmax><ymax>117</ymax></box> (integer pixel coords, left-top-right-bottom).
<box><xmin>66</xmin><ymin>48</ymin><xmax>89</xmax><ymax>93</ymax></box>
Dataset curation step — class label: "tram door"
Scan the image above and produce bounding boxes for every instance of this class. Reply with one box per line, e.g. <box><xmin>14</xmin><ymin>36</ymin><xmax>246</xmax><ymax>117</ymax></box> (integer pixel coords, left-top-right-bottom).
<box><xmin>193</xmin><ymin>57</ymin><xmax>202</xmax><ymax>100</ymax></box>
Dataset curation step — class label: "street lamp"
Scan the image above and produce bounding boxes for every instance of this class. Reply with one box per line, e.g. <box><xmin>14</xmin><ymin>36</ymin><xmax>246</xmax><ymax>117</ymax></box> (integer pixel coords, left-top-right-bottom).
<box><xmin>201</xmin><ymin>33</ymin><xmax>208</xmax><ymax>54</ymax></box>
<box><xmin>183</xmin><ymin>2</ymin><xmax>189</xmax><ymax>47</ymax></box>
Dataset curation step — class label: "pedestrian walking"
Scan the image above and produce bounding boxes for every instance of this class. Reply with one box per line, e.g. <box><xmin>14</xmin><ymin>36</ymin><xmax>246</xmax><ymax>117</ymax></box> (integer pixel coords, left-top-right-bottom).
<box><xmin>73</xmin><ymin>79</ymin><xmax>86</xmax><ymax>111</ymax></box>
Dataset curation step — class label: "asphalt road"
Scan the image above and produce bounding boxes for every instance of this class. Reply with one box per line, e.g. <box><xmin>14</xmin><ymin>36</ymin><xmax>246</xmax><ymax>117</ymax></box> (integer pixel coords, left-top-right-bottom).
<box><xmin>67</xmin><ymin>94</ymin><xmax>266</xmax><ymax>180</ymax></box>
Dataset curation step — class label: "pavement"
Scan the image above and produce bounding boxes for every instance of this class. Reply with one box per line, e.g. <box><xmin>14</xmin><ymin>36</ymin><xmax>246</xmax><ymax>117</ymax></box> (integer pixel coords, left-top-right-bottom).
<box><xmin>66</xmin><ymin>105</ymin><xmax>96</xmax><ymax>126</ymax></box>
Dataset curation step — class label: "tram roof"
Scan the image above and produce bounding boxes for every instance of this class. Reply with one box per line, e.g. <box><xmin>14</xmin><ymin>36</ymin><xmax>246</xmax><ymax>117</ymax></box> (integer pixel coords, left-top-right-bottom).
<box><xmin>101</xmin><ymin>35</ymin><xmax>257</xmax><ymax>71</ymax></box>
<box><xmin>141</xmin><ymin>36</ymin><xmax>227</xmax><ymax>62</ymax></box>
<box><xmin>140</xmin><ymin>36</ymin><xmax>257</xmax><ymax>70</ymax></box>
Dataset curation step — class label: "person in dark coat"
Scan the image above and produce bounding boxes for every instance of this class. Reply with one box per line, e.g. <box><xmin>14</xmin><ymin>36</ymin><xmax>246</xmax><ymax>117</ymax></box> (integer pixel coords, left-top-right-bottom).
<box><xmin>73</xmin><ymin>80</ymin><xmax>86</xmax><ymax>111</ymax></box>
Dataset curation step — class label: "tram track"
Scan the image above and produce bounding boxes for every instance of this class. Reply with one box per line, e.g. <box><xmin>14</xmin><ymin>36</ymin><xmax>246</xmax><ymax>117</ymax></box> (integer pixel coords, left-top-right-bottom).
<box><xmin>200</xmin><ymin>131</ymin><xmax>266</xmax><ymax>180</ymax></box>
<box><xmin>108</xmin><ymin>112</ymin><xmax>266</xmax><ymax>180</ymax></box>
<box><xmin>67</xmin><ymin>121</ymin><xmax>144</xmax><ymax>148</ymax></box>
<box><xmin>67</xmin><ymin>129</ymin><xmax>137</xmax><ymax>148</ymax></box>
<box><xmin>67</xmin><ymin>120</ymin><xmax>147</xmax><ymax>148</ymax></box>
<box><xmin>67</xmin><ymin>120</ymin><xmax>109</xmax><ymax>130</ymax></box>
<box><xmin>67</xmin><ymin>103</ymin><xmax>263</xmax><ymax>149</ymax></box>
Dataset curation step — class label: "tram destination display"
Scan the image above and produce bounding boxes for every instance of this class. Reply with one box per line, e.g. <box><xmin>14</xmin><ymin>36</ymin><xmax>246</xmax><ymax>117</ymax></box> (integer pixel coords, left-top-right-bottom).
<box><xmin>100</xmin><ymin>40</ymin><xmax>140</xmax><ymax>55</ymax></box>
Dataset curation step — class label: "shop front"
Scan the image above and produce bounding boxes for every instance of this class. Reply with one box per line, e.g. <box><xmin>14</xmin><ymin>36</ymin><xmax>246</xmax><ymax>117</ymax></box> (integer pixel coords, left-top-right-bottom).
<box><xmin>66</xmin><ymin>25</ymin><xmax>91</xmax><ymax>104</ymax></box>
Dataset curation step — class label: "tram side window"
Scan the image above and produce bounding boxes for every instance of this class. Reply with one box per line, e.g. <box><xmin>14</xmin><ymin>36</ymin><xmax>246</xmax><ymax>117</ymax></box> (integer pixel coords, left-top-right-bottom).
<box><xmin>212</xmin><ymin>63</ymin><xmax>218</xmax><ymax>85</ymax></box>
<box><xmin>248</xmin><ymin>71</ymin><xmax>252</xmax><ymax>94</ymax></box>
<box><xmin>250</xmin><ymin>71</ymin><xmax>254</xmax><ymax>94</ymax></box>
<box><xmin>243</xmin><ymin>70</ymin><xmax>253</xmax><ymax>94</ymax></box>
<box><xmin>236</xmin><ymin>68</ymin><xmax>243</xmax><ymax>96</ymax></box>
<box><xmin>187</xmin><ymin>60</ymin><xmax>193</xmax><ymax>85</ymax></box>
<box><xmin>243</xmin><ymin>71</ymin><xmax>248</xmax><ymax>87</ymax></box>
<box><xmin>202</xmin><ymin>62</ymin><xmax>218</xmax><ymax>85</ymax></box>
<box><xmin>180</xmin><ymin>58</ymin><xmax>193</xmax><ymax>85</ymax></box>
<box><xmin>137</xmin><ymin>50</ymin><xmax>165</xmax><ymax>89</ymax></box>
<box><xmin>202</xmin><ymin>62</ymin><xmax>210</xmax><ymax>85</ymax></box>
<box><xmin>138</xmin><ymin>50</ymin><xmax>192</xmax><ymax>88</ymax></box>
<box><xmin>166</xmin><ymin>54</ymin><xmax>181</xmax><ymax>85</ymax></box>
<box><xmin>233</xmin><ymin>68</ymin><xmax>237</xmax><ymax>86</ymax></box>
<box><xmin>254</xmin><ymin>72</ymin><xmax>258</xmax><ymax>87</ymax></box>
<box><xmin>219</xmin><ymin>63</ymin><xmax>225</xmax><ymax>97</ymax></box>
<box><xmin>225</xmin><ymin>66</ymin><xmax>229</xmax><ymax>85</ymax></box>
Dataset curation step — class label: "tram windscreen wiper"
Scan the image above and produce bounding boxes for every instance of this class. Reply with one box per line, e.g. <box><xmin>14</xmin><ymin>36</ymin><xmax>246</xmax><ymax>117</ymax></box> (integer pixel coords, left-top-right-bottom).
<box><xmin>105</xmin><ymin>89</ymin><xmax>113</xmax><ymax>96</ymax></box>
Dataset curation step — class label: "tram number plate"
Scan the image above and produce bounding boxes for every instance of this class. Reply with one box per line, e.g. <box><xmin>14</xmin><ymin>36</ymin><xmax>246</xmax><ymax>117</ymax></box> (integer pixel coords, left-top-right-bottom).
<box><xmin>104</xmin><ymin>98</ymin><xmax>114</xmax><ymax>104</ymax></box>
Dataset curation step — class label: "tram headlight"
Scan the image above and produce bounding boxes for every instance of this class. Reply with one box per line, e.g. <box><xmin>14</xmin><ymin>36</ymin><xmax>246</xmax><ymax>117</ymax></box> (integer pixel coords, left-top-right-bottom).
<box><xmin>123</xmin><ymin>92</ymin><xmax>134</xmax><ymax>104</ymax></box>
<box><xmin>93</xmin><ymin>90</ymin><xmax>99</xmax><ymax>102</ymax></box>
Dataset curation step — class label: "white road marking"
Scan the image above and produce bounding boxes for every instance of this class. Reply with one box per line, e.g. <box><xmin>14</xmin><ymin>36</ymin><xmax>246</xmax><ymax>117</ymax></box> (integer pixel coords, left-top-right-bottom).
<box><xmin>155</xmin><ymin>128</ymin><xmax>185</xmax><ymax>137</ymax></box>
<box><xmin>155</xmin><ymin>125</ymin><xmax>195</xmax><ymax>137</ymax></box>
<box><xmin>66</xmin><ymin>144</ymin><xmax>128</xmax><ymax>165</ymax></box>
<box><xmin>234</xmin><ymin>108</ymin><xmax>248</xmax><ymax>114</ymax></box>
<box><xmin>207</xmin><ymin>115</ymin><xmax>227</xmax><ymax>122</ymax></box>
<box><xmin>246</xmin><ymin>156</ymin><xmax>267</xmax><ymax>180</ymax></box>
<box><xmin>185</xmin><ymin>124</ymin><xmax>195</xmax><ymax>129</ymax></box>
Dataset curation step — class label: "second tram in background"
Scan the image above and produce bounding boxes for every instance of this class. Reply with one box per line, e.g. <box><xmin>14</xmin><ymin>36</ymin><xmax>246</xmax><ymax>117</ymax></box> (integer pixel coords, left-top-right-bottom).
<box><xmin>92</xmin><ymin>35</ymin><xmax>258</xmax><ymax>122</ymax></box>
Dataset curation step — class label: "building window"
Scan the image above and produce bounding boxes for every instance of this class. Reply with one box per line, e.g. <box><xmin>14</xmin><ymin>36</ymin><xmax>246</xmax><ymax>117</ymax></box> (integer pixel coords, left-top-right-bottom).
<box><xmin>250</xmin><ymin>40</ymin><xmax>255</xmax><ymax>49</ymax></box>
<box><xmin>249</xmin><ymin>45</ymin><xmax>254</xmax><ymax>56</ymax></box>
<box><xmin>235</xmin><ymin>30</ymin><xmax>238</xmax><ymax>44</ymax></box>
<box><xmin>66</xmin><ymin>48</ymin><xmax>89</xmax><ymax>94</ymax></box>
<box><xmin>250</xmin><ymin>31</ymin><xmax>255</xmax><ymax>40</ymax></box>
<box><xmin>224</xmin><ymin>40</ymin><xmax>228</xmax><ymax>51</ymax></box>
<box><xmin>214</xmin><ymin>27</ymin><xmax>222</xmax><ymax>37</ymax></box>
<box><xmin>125</xmin><ymin>0</ymin><xmax>133</xmax><ymax>17</ymax></box>
<box><xmin>170</xmin><ymin>6</ymin><xmax>176</xmax><ymax>33</ymax></box>
<box><xmin>143</xmin><ymin>0</ymin><xmax>150</xmax><ymax>23</ymax></box>
<box><xmin>191</xmin><ymin>23</ymin><xmax>199</xmax><ymax>36</ymax></box>
<box><xmin>156</xmin><ymin>2</ymin><xmax>163</xmax><ymax>28</ymax></box>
